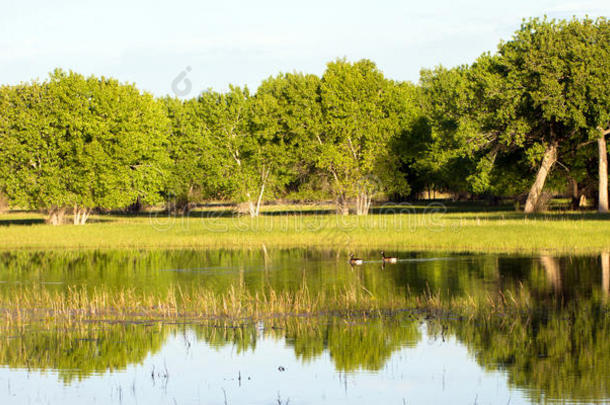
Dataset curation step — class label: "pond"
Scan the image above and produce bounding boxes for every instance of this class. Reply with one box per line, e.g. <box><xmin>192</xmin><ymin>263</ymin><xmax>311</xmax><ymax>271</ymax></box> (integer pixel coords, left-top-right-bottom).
<box><xmin>0</xmin><ymin>249</ymin><xmax>608</xmax><ymax>404</ymax></box>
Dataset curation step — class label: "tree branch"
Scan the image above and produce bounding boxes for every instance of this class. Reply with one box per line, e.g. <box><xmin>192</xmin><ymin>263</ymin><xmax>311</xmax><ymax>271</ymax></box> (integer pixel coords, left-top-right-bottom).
<box><xmin>346</xmin><ymin>137</ymin><xmax>359</xmax><ymax>161</ymax></box>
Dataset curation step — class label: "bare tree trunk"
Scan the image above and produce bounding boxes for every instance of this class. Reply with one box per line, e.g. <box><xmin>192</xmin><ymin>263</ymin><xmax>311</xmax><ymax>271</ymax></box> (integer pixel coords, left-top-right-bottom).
<box><xmin>73</xmin><ymin>204</ymin><xmax>80</xmax><ymax>225</ymax></box>
<box><xmin>73</xmin><ymin>206</ymin><xmax>91</xmax><ymax>225</ymax></box>
<box><xmin>80</xmin><ymin>208</ymin><xmax>90</xmax><ymax>225</ymax></box>
<box><xmin>598</xmin><ymin>134</ymin><xmax>608</xmax><ymax>213</ymax></box>
<box><xmin>245</xmin><ymin>192</ymin><xmax>257</xmax><ymax>218</ymax></box>
<box><xmin>355</xmin><ymin>192</ymin><xmax>371</xmax><ymax>215</ymax></box>
<box><xmin>541</xmin><ymin>255</ymin><xmax>561</xmax><ymax>294</ymax></box>
<box><xmin>244</xmin><ymin>170</ymin><xmax>269</xmax><ymax>218</ymax></box>
<box><xmin>524</xmin><ymin>141</ymin><xmax>558</xmax><ymax>213</ymax></box>
<box><xmin>364</xmin><ymin>196</ymin><xmax>373</xmax><ymax>215</ymax></box>
<box><xmin>254</xmin><ymin>181</ymin><xmax>265</xmax><ymax>217</ymax></box>
<box><xmin>46</xmin><ymin>207</ymin><xmax>66</xmax><ymax>225</ymax></box>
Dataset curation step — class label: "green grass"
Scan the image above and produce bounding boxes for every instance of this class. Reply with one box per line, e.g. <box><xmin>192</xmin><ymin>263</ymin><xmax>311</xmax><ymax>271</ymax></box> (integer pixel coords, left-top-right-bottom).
<box><xmin>1</xmin><ymin>203</ymin><xmax>610</xmax><ymax>253</ymax></box>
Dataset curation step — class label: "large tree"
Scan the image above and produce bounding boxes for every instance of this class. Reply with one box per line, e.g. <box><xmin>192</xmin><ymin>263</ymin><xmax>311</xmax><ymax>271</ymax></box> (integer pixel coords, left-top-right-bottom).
<box><xmin>317</xmin><ymin>59</ymin><xmax>409</xmax><ymax>215</ymax></box>
<box><xmin>416</xmin><ymin>55</ymin><xmax>529</xmax><ymax>200</ymax></box>
<box><xmin>198</xmin><ymin>86</ymin><xmax>290</xmax><ymax>217</ymax></box>
<box><xmin>0</xmin><ymin>81</ymin><xmax>65</xmax><ymax>222</ymax></box>
<box><xmin>562</xmin><ymin>18</ymin><xmax>610</xmax><ymax>212</ymax></box>
<box><xmin>0</xmin><ymin>70</ymin><xmax>170</xmax><ymax>224</ymax></box>
<box><xmin>498</xmin><ymin>18</ymin><xmax>610</xmax><ymax>212</ymax></box>
<box><xmin>417</xmin><ymin>18</ymin><xmax>610</xmax><ymax>212</ymax></box>
<box><xmin>252</xmin><ymin>72</ymin><xmax>324</xmax><ymax>200</ymax></box>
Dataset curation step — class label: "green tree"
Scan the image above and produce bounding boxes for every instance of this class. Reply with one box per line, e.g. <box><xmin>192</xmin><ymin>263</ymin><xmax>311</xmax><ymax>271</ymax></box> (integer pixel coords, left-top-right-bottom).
<box><xmin>417</xmin><ymin>18</ymin><xmax>610</xmax><ymax>211</ymax></box>
<box><xmin>198</xmin><ymin>86</ymin><xmax>290</xmax><ymax>217</ymax></box>
<box><xmin>416</xmin><ymin>56</ymin><xmax>526</xmax><ymax>199</ymax></box>
<box><xmin>497</xmin><ymin>18</ymin><xmax>610</xmax><ymax>212</ymax></box>
<box><xmin>553</xmin><ymin>18</ymin><xmax>610</xmax><ymax>212</ymax></box>
<box><xmin>252</xmin><ymin>72</ymin><xmax>325</xmax><ymax>200</ymax></box>
<box><xmin>318</xmin><ymin>59</ymin><xmax>409</xmax><ymax>215</ymax></box>
<box><xmin>0</xmin><ymin>79</ymin><xmax>71</xmax><ymax>223</ymax></box>
<box><xmin>163</xmin><ymin>97</ymin><xmax>226</xmax><ymax>211</ymax></box>
<box><xmin>0</xmin><ymin>70</ymin><xmax>170</xmax><ymax>224</ymax></box>
<box><xmin>51</xmin><ymin>70</ymin><xmax>170</xmax><ymax>224</ymax></box>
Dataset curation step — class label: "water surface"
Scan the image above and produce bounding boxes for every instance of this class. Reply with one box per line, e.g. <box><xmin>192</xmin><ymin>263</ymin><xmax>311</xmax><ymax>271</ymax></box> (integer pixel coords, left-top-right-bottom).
<box><xmin>0</xmin><ymin>249</ymin><xmax>608</xmax><ymax>404</ymax></box>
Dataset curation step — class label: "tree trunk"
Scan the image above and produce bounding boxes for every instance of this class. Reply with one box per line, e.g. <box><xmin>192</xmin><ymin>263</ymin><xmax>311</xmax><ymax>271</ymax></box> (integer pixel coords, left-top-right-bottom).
<box><xmin>355</xmin><ymin>192</ymin><xmax>371</xmax><ymax>215</ymax></box>
<box><xmin>336</xmin><ymin>193</ymin><xmax>349</xmax><ymax>215</ymax></box>
<box><xmin>363</xmin><ymin>194</ymin><xmax>369</xmax><ymax>215</ymax></box>
<box><xmin>73</xmin><ymin>206</ymin><xmax>91</xmax><ymax>225</ymax></box>
<box><xmin>245</xmin><ymin>194</ymin><xmax>257</xmax><ymax>218</ymax></box>
<box><xmin>79</xmin><ymin>208</ymin><xmax>90</xmax><ymax>225</ymax></box>
<box><xmin>524</xmin><ymin>141</ymin><xmax>558</xmax><ymax>213</ymax></box>
<box><xmin>244</xmin><ymin>176</ymin><xmax>267</xmax><ymax>218</ymax></box>
<box><xmin>73</xmin><ymin>204</ymin><xmax>81</xmax><ymax>225</ymax></box>
<box><xmin>128</xmin><ymin>196</ymin><xmax>142</xmax><ymax>213</ymax></box>
<box><xmin>598</xmin><ymin>134</ymin><xmax>608</xmax><ymax>213</ymax></box>
<box><xmin>181</xmin><ymin>185</ymin><xmax>194</xmax><ymax>215</ymax></box>
<box><xmin>46</xmin><ymin>207</ymin><xmax>66</xmax><ymax>225</ymax></box>
<box><xmin>254</xmin><ymin>181</ymin><xmax>265</xmax><ymax>217</ymax></box>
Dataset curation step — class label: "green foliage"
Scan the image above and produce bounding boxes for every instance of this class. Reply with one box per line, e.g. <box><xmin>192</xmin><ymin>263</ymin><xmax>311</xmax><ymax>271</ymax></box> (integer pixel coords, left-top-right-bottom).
<box><xmin>0</xmin><ymin>70</ymin><xmax>170</xmax><ymax>222</ymax></box>
<box><xmin>194</xmin><ymin>86</ymin><xmax>295</xmax><ymax>215</ymax></box>
<box><xmin>317</xmin><ymin>59</ymin><xmax>410</xmax><ymax>213</ymax></box>
<box><xmin>446</xmin><ymin>299</ymin><xmax>610</xmax><ymax>403</ymax></box>
<box><xmin>409</xmin><ymin>17</ymin><xmax>610</xmax><ymax>201</ymax></box>
<box><xmin>2</xmin><ymin>17</ymin><xmax>610</xmax><ymax>219</ymax></box>
<box><xmin>162</xmin><ymin>96</ymin><xmax>226</xmax><ymax>208</ymax></box>
<box><xmin>252</xmin><ymin>72</ymin><xmax>324</xmax><ymax>198</ymax></box>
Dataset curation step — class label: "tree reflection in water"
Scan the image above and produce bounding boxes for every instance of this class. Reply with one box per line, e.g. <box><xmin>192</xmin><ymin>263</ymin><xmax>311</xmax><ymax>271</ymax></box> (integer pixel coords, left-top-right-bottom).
<box><xmin>0</xmin><ymin>249</ymin><xmax>607</xmax><ymax>403</ymax></box>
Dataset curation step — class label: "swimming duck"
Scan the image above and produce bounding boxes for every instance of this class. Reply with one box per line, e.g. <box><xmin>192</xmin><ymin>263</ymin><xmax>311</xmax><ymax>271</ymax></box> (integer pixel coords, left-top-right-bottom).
<box><xmin>349</xmin><ymin>253</ymin><xmax>363</xmax><ymax>265</ymax></box>
<box><xmin>381</xmin><ymin>251</ymin><xmax>398</xmax><ymax>264</ymax></box>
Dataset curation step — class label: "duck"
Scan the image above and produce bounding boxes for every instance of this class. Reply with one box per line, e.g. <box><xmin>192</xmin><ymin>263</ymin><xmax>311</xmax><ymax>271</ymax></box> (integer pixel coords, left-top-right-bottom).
<box><xmin>381</xmin><ymin>251</ymin><xmax>398</xmax><ymax>264</ymax></box>
<box><xmin>349</xmin><ymin>253</ymin><xmax>363</xmax><ymax>265</ymax></box>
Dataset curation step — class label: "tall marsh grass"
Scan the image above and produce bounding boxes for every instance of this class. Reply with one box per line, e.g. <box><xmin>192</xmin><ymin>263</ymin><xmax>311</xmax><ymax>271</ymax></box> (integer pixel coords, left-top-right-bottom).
<box><xmin>1</xmin><ymin>281</ymin><xmax>586</xmax><ymax>328</ymax></box>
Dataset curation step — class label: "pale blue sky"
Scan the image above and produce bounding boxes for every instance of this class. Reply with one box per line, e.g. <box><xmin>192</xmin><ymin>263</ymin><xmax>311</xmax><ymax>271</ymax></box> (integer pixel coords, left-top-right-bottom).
<box><xmin>1</xmin><ymin>0</ymin><xmax>609</xmax><ymax>97</ymax></box>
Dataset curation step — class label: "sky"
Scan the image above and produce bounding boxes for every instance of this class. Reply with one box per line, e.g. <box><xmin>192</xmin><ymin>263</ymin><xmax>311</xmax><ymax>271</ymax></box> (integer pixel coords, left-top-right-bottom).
<box><xmin>1</xmin><ymin>0</ymin><xmax>609</xmax><ymax>98</ymax></box>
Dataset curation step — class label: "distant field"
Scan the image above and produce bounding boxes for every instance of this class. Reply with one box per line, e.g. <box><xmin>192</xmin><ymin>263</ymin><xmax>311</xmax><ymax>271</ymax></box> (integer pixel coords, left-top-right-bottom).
<box><xmin>1</xmin><ymin>202</ymin><xmax>609</xmax><ymax>253</ymax></box>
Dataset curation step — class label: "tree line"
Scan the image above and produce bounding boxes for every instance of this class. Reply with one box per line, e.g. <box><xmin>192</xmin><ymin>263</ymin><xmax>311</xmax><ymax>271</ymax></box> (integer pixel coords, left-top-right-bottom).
<box><xmin>1</xmin><ymin>17</ymin><xmax>609</xmax><ymax>224</ymax></box>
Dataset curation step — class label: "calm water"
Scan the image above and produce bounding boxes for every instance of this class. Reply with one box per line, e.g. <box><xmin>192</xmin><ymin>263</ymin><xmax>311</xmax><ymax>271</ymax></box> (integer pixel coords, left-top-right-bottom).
<box><xmin>0</xmin><ymin>249</ymin><xmax>608</xmax><ymax>404</ymax></box>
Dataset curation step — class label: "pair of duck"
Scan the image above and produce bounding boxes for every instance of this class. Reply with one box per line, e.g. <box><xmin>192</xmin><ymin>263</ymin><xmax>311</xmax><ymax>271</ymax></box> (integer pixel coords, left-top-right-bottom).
<box><xmin>349</xmin><ymin>251</ymin><xmax>397</xmax><ymax>265</ymax></box>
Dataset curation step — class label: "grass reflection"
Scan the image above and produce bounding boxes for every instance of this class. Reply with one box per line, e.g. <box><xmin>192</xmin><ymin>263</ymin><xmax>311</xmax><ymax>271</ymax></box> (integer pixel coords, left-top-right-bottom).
<box><xmin>0</xmin><ymin>249</ymin><xmax>608</xmax><ymax>403</ymax></box>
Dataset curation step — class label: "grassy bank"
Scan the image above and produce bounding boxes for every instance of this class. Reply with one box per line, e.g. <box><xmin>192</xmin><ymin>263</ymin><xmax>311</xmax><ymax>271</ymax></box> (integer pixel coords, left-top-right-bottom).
<box><xmin>1</xmin><ymin>203</ymin><xmax>610</xmax><ymax>253</ymax></box>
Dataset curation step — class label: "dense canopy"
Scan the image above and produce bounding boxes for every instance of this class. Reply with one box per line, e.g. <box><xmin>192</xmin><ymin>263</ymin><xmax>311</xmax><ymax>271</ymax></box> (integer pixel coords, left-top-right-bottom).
<box><xmin>0</xmin><ymin>17</ymin><xmax>609</xmax><ymax>223</ymax></box>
